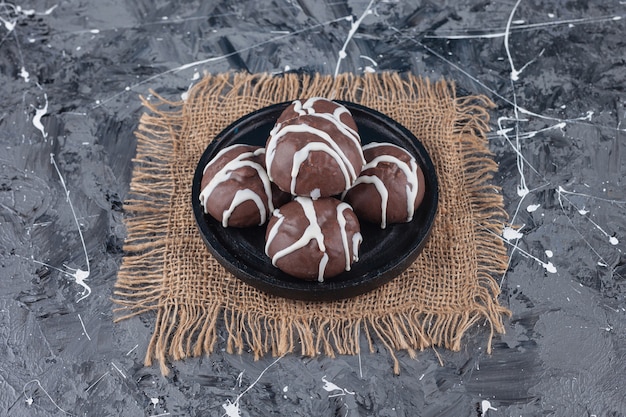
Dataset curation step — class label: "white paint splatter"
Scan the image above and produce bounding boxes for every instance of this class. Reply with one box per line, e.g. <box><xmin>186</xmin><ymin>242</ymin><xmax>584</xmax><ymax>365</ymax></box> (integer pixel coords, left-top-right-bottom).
<box><xmin>334</xmin><ymin>0</ymin><xmax>375</xmax><ymax>77</ymax></box>
<box><xmin>526</xmin><ymin>204</ymin><xmax>540</xmax><ymax>212</ymax></box>
<box><xmin>111</xmin><ymin>362</ymin><xmax>126</xmax><ymax>379</ymax></box>
<box><xmin>85</xmin><ymin>372</ymin><xmax>109</xmax><ymax>394</ymax></box>
<box><xmin>488</xmin><ymin>228</ymin><xmax>558</xmax><ymax>275</ymax></box>
<box><xmin>181</xmin><ymin>83</ymin><xmax>194</xmax><ymax>101</ymax></box>
<box><xmin>33</xmin><ymin>95</ymin><xmax>49</xmax><ymax>139</ymax></box>
<box><xmin>222</xmin><ymin>400</ymin><xmax>241</xmax><ymax>417</ymax></box>
<box><xmin>359</xmin><ymin>54</ymin><xmax>378</xmax><ymax>67</ymax></box>
<box><xmin>544</xmin><ymin>262</ymin><xmax>557</xmax><ymax>274</ymax></box>
<box><xmin>50</xmin><ymin>154</ymin><xmax>92</xmax><ymax>302</ymax></box>
<box><xmin>321</xmin><ymin>376</ymin><xmax>355</xmax><ymax>397</ymax></box>
<box><xmin>20</xmin><ymin>154</ymin><xmax>93</xmax><ymax>302</ymax></box>
<box><xmin>19</xmin><ymin>67</ymin><xmax>30</xmax><ymax>82</ymax></box>
<box><xmin>0</xmin><ymin>15</ymin><xmax>16</xmax><ymax>31</ymax></box>
<box><xmin>496</xmin><ymin>126</ymin><xmax>514</xmax><ymax>136</ymax></box>
<box><xmin>503</xmin><ymin>226</ymin><xmax>524</xmax><ymax>241</ymax></box>
<box><xmin>417</xmin><ymin>34</ymin><xmax>613</xmax><ymax>133</ymax></box>
<box><xmin>95</xmin><ymin>16</ymin><xmax>351</xmax><ymax>108</ymax></box>
<box><xmin>497</xmin><ymin>116</ymin><xmax>530</xmax><ymax>202</ymax></box>
<box><xmin>222</xmin><ymin>355</ymin><xmax>285</xmax><ymax>417</ymax></box>
<box><xmin>235</xmin><ymin>371</ymin><xmax>244</xmax><ymax>387</ymax></box>
<box><xmin>23</xmin><ymin>380</ymin><xmax>74</xmax><ymax>416</ymax></box>
<box><xmin>497</xmin><ymin>121</ymin><xmax>565</xmax><ymax>140</ymax></box>
<box><xmin>424</xmin><ymin>14</ymin><xmax>624</xmax><ymax>40</ymax></box>
<box><xmin>77</xmin><ymin>313</ymin><xmax>91</xmax><ymax>341</ymax></box>
<box><xmin>481</xmin><ymin>400</ymin><xmax>498</xmax><ymax>415</ymax></box>
<box><xmin>43</xmin><ymin>5</ymin><xmax>58</xmax><ymax>15</ymax></box>
<box><xmin>504</xmin><ymin>0</ymin><xmax>524</xmax><ymax>80</ymax></box>
<box><xmin>557</xmin><ymin>186</ymin><xmax>621</xmax><ymax>249</ymax></box>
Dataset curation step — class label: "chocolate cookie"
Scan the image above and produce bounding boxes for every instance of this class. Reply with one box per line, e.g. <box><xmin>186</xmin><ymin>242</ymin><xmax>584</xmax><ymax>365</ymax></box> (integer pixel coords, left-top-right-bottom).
<box><xmin>343</xmin><ymin>142</ymin><xmax>425</xmax><ymax>229</ymax></box>
<box><xmin>265</xmin><ymin>197</ymin><xmax>362</xmax><ymax>281</ymax></box>
<box><xmin>265</xmin><ymin>98</ymin><xmax>365</xmax><ymax>199</ymax></box>
<box><xmin>200</xmin><ymin>144</ymin><xmax>290</xmax><ymax>227</ymax></box>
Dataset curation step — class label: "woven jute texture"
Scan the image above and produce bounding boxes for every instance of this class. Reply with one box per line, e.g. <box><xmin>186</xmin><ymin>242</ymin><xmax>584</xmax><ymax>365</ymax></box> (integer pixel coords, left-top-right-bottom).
<box><xmin>113</xmin><ymin>72</ymin><xmax>510</xmax><ymax>375</ymax></box>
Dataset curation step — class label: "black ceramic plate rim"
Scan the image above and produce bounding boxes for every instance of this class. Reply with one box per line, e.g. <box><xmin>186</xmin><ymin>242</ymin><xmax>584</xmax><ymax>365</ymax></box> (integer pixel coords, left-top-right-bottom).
<box><xmin>191</xmin><ymin>100</ymin><xmax>439</xmax><ymax>301</ymax></box>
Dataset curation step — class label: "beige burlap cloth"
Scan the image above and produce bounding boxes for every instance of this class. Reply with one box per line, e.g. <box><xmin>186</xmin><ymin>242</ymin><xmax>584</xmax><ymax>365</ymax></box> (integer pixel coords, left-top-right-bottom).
<box><xmin>113</xmin><ymin>72</ymin><xmax>510</xmax><ymax>375</ymax></box>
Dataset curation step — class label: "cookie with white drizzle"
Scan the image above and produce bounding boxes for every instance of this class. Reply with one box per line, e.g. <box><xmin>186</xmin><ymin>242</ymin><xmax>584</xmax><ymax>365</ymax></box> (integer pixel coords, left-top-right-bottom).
<box><xmin>265</xmin><ymin>196</ymin><xmax>362</xmax><ymax>281</ymax></box>
<box><xmin>200</xmin><ymin>144</ymin><xmax>290</xmax><ymax>228</ymax></box>
<box><xmin>265</xmin><ymin>97</ymin><xmax>365</xmax><ymax>199</ymax></box>
<box><xmin>343</xmin><ymin>142</ymin><xmax>426</xmax><ymax>229</ymax></box>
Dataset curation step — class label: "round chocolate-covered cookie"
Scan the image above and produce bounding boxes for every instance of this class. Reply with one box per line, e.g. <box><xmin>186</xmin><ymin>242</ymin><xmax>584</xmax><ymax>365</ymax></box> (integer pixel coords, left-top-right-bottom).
<box><xmin>265</xmin><ymin>197</ymin><xmax>362</xmax><ymax>281</ymax></box>
<box><xmin>343</xmin><ymin>142</ymin><xmax>425</xmax><ymax>229</ymax></box>
<box><xmin>200</xmin><ymin>144</ymin><xmax>290</xmax><ymax>228</ymax></box>
<box><xmin>265</xmin><ymin>98</ymin><xmax>365</xmax><ymax>199</ymax></box>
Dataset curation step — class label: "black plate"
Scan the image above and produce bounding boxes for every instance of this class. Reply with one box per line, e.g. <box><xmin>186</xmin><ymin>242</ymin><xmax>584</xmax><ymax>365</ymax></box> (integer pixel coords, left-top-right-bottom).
<box><xmin>192</xmin><ymin>101</ymin><xmax>438</xmax><ymax>301</ymax></box>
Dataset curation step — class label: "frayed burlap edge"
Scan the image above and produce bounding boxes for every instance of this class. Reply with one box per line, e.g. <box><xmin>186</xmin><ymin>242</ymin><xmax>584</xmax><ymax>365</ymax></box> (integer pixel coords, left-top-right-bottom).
<box><xmin>113</xmin><ymin>94</ymin><xmax>182</xmax><ymax>322</ymax></box>
<box><xmin>113</xmin><ymin>72</ymin><xmax>511</xmax><ymax>375</ymax></box>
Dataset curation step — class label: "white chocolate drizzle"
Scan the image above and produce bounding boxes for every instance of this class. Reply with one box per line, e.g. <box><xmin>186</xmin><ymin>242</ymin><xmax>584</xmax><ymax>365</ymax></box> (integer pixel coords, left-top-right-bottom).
<box><xmin>203</xmin><ymin>144</ymin><xmax>253</xmax><ymax>175</ymax></box>
<box><xmin>293</xmin><ymin>98</ymin><xmax>362</xmax><ymax>154</ymax></box>
<box><xmin>336</xmin><ymin>202</ymin><xmax>362</xmax><ymax>272</ymax></box>
<box><xmin>265</xmin><ymin>197</ymin><xmax>361</xmax><ymax>281</ymax></box>
<box><xmin>318</xmin><ymin>254</ymin><xmax>330</xmax><ymax>283</ymax></box>
<box><xmin>264</xmin><ymin>210</ymin><xmax>285</xmax><ymax>255</ymax></box>
<box><xmin>200</xmin><ymin>146</ymin><xmax>274</xmax><ymax>226</ymax></box>
<box><xmin>290</xmin><ymin>141</ymin><xmax>352</xmax><ymax>195</ymax></box>
<box><xmin>222</xmin><ymin>189</ymin><xmax>266</xmax><ymax>228</ymax></box>
<box><xmin>266</xmin><ymin>98</ymin><xmax>365</xmax><ymax>195</ymax></box>
<box><xmin>350</xmin><ymin>175</ymin><xmax>389</xmax><ymax>228</ymax></box>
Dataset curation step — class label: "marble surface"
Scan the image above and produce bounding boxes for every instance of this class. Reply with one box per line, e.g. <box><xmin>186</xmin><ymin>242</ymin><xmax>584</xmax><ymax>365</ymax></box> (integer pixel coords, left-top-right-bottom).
<box><xmin>1</xmin><ymin>0</ymin><xmax>625</xmax><ymax>416</ymax></box>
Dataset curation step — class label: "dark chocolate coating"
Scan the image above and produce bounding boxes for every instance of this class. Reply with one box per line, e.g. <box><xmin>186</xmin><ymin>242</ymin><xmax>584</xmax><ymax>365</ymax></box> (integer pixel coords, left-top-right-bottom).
<box><xmin>343</xmin><ymin>142</ymin><xmax>426</xmax><ymax>228</ymax></box>
<box><xmin>265</xmin><ymin>98</ymin><xmax>365</xmax><ymax>199</ymax></box>
<box><xmin>200</xmin><ymin>144</ymin><xmax>289</xmax><ymax>227</ymax></box>
<box><xmin>265</xmin><ymin>197</ymin><xmax>362</xmax><ymax>281</ymax></box>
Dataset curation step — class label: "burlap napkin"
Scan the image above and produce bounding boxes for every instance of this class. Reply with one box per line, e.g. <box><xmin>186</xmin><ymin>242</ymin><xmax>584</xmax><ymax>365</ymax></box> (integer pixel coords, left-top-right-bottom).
<box><xmin>113</xmin><ymin>72</ymin><xmax>510</xmax><ymax>375</ymax></box>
